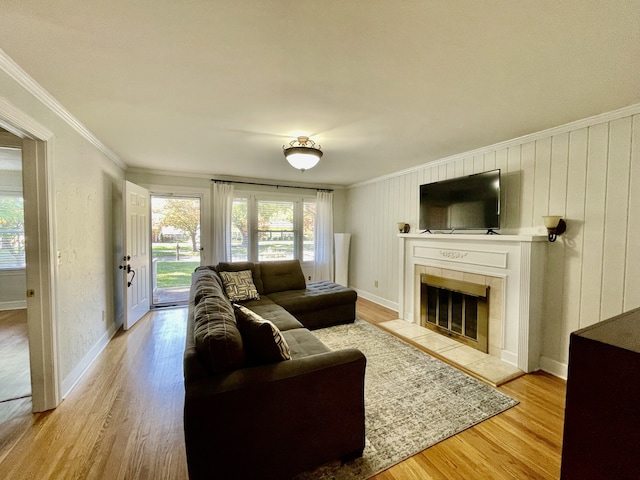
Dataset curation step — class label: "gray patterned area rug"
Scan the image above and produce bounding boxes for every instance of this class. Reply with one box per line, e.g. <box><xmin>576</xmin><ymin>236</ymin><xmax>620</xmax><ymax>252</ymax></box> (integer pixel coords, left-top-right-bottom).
<box><xmin>295</xmin><ymin>320</ymin><xmax>519</xmax><ymax>480</ymax></box>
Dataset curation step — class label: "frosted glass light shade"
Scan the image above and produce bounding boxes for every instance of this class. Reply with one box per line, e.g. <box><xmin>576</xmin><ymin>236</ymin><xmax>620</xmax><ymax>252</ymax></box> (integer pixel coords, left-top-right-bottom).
<box><xmin>283</xmin><ymin>136</ymin><xmax>323</xmax><ymax>172</ymax></box>
<box><xmin>285</xmin><ymin>151</ymin><xmax>321</xmax><ymax>171</ymax></box>
<box><xmin>543</xmin><ymin>216</ymin><xmax>563</xmax><ymax>229</ymax></box>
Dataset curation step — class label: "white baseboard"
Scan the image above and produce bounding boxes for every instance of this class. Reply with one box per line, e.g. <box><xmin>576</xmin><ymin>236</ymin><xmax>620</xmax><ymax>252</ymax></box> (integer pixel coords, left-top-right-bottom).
<box><xmin>353</xmin><ymin>288</ymin><xmax>399</xmax><ymax>314</ymax></box>
<box><xmin>0</xmin><ymin>300</ymin><xmax>27</xmax><ymax>311</ymax></box>
<box><xmin>61</xmin><ymin>319</ymin><xmax>121</xmax><ymax>399</ymax></box>
<box><xmin>500</xmin><ymin>350</ymin><xmax>519</xmax><ymax>368</ymax></box>
<box><xmin>539</xmin><ymin>356</ymin><xmax>568</xmax><ymax>380</ymax></box>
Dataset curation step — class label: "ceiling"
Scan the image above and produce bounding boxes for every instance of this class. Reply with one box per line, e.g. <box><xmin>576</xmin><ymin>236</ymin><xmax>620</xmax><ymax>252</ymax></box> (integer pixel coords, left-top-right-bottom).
<box><xmin>0</xmin><ymin>1</ymin><xmax>639</xmax><ymax>186</ymax></box>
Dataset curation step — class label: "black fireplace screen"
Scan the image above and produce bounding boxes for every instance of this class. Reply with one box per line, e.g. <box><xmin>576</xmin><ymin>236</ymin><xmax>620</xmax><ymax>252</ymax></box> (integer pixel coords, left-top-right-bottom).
<box><xmin>421</xmin><ymin>274</ymin><xmax>488</xmax><ymax>352</ymax></box>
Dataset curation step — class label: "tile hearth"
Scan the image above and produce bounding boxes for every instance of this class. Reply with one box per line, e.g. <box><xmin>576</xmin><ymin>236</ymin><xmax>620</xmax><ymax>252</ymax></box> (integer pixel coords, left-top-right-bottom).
<box><xmin>377</xmin><ymin>319</ymin><xmax>523</xmax><ymax>387</ymax></box>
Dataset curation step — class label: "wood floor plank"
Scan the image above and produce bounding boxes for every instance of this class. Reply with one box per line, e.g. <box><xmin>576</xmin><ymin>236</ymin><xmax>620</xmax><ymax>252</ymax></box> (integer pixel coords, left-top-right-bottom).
<box><xmin>0</xmin><ymin>309</ymin><xmax>31</xmax><ymax>403</ymax></box>
<box><xmin>0</xmin><ymin>299</ymin><xmax>565</xmax><ymax>479</ymax></box>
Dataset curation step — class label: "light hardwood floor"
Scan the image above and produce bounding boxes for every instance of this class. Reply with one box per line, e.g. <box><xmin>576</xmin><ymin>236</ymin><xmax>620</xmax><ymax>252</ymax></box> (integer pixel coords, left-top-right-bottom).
<box><xmin>361</xmin><ymin>299</ymin><xmax>566</xmax><ymax>480</ymax></box>
<box><xmin>0</xmin><ymin>309</ymin><xmax>31</xmax><ymax>404</ymax></box>
<box><xmin>0</xmin><ymin>300</ymin><xmax>566</xmax><ymax>479</ymax></box>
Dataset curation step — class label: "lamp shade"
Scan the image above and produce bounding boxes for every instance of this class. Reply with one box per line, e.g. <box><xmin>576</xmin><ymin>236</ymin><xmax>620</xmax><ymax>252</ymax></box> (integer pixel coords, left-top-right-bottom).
<box><xmin>543</xmin><ymin>216</ymin><xmax>563</xmax><ymax>229</ymax></box>
<box><xmin>283</xmin><ymin>136</ymin><xmax>323</xmax><ymax>172</ymax></box>
<box><xmin>284</xmin><ymin>148</ymin><xmax>322</xmax><ymax>171</ymax></box>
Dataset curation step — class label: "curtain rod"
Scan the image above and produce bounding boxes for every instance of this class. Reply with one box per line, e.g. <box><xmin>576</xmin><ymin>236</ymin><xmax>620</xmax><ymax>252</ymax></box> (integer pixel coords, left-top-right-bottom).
<box><xmin>211</xmin><ymin>178</ymin><xmax>333</xmax><ymax>192</ymax></box>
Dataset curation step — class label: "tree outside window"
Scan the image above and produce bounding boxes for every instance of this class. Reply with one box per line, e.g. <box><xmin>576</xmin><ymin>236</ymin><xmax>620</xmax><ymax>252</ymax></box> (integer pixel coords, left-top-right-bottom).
<box><xmin>0</xmin><ymin>194</ymin><xmax>25</xmax><ymax>269</ymax></box>
<box><xmin>231</xmin><ymin>195</ymin><xmax>315</xmax><ymax>263</ymax></box>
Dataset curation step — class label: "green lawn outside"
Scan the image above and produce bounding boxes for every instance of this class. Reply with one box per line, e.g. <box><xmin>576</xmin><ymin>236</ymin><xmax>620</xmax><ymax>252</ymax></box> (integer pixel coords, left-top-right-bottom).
<box><xmin>152</xmin><ymin>242</ymin><xmax>199</xmax><ymax>259</ymax></box>
<box><xmin>155</xmin><ymin>261</ymin><xmax>200</xmax><ymax>288</ymax></box>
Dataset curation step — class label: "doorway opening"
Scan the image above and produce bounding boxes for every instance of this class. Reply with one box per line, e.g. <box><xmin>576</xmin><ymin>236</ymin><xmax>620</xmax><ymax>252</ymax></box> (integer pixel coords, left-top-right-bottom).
<box><xmin>151</xmin><ymin>195</ymin><xmax>202</xmax><ymax>307</ymax></box>
<box><xmin>0</xmin><ymin>135</ymin><xmax>31</xmax><ymax>406</ymax></box>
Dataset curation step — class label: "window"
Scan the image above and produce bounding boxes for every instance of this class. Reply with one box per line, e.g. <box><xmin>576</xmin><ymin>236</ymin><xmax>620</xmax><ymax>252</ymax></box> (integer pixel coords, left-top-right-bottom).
<box><xmin>231</xmin><ymin>195</ymin><xmax>315</xmax><ymax>263</ymax></box>
<box><xmin>0</xmin><ymin>194</ymin><xmax>25</xmax><ymax>269</ymax></box>
<box><xmin>231</xmin><ymin>197</ymin><xmax>248</xmax><ymax>262</ymax></box>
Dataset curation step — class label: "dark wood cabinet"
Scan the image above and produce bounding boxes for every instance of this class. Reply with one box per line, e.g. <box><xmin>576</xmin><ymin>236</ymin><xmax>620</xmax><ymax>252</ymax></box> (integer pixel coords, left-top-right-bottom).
<box><xmin>561</xmin><ymin>307</ymin><xmax>640</xmax><ymax>480</ymax></box>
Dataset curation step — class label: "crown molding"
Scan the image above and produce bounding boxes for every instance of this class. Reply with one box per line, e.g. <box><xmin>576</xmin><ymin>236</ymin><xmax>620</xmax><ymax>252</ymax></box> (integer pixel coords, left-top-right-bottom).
<box><xmin>126</xmin><ymin>166</ymin><xmax>213</xmax><ymax>179</ymax></box>
<box><xmin>0</xmin><ymin>48</ymin><xmax>126</xmax><ymax>170</ymax></box>
<box><xmin>349</xmin><ymin>102</ymin><xmax>640</xmax><ymax>188</ymax></box>
<box><xmin>126</xmin><ymin>167</ymin><xmax>346</xmax><ymax>190</ymax></box>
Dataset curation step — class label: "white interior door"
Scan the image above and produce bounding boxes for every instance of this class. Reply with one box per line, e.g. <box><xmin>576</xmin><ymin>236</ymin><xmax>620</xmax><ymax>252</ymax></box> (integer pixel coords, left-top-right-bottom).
<box><xmin>123</xmin><ymin>180</ymin><xmax>150</xmax><ymax>330</ymax></box>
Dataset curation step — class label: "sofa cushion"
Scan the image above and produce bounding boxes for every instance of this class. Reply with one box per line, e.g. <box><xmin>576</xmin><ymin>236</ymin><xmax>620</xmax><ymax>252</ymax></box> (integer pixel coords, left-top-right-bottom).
<box><xmin>267</xmin><ymin>280</ymin><xmax>357</xmax><ymax>313</ymax></box>
<box><xmin>260</xmin><ymin>260</ymin><xmax>306</xmax><ymax>294</ymax></box>
<box><xmin>219</xmin><ymin>270</ymin><xmax>260</xmax><ymax>302</ymax></box>
<box><xmin>234</xmin><ymin>304</ymin><xmax>291</xmax><ymax>364</ymax></box>
<box><xmin>193</xmin><ymin>296</ymin><xmax>245</xmax><ymax>373</ymax></box>
<box><xmin>243</xmin><ymin>300</ymin><xmax>305</xmax><ymax>332</ymax></box>
<box><xmin>281</xmin><ymin>328</ymin><xmax>332</xmax><ymax>359</ymax></box>
<box><xmin>217</xmin><ymin>261</ymin><xmax>264</xmax><ymax>294</ymax></box>
<box><xmin>192</xmin><ymin>271</ymin><xmax>224</xmax><ymax>306</ymax></box>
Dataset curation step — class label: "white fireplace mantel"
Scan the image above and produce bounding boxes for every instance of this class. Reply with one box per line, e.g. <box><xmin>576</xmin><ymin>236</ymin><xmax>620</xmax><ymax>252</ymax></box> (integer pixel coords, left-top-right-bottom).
<box><xmin>398</xmin><ymin>233</ymin><xmax>547</xmax><ymax>373</ymax></box>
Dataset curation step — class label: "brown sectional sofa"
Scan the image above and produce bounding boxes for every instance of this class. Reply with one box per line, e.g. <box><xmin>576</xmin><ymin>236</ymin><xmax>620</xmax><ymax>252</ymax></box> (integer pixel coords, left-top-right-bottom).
<box><xmin>183</xmin><ymin>259</ymin><xmax>366</xmax><ymax>480</ymax></box>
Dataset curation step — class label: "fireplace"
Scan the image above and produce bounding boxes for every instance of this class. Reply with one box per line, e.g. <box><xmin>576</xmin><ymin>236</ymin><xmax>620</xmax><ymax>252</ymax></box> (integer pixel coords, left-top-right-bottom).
<box><xmin>420</xmin><ymin>274</ymin><xmax>489</xmax><ymax>352</ymax></box>
<box><xmin>398</xmin><ymin>233</ymin><xmax>547</xmax><ymax>372</ymax></box>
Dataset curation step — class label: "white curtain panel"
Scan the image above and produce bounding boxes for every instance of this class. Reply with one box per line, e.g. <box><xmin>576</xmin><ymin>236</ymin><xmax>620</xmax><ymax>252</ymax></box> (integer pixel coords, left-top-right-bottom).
<box><xmin>314</xmin><ymin>190</ymin><xmax>334</xmax><ymax>281</ymax></box>
<box><xmin>212</xmin><ymin>182</ymin><xmax>234</xmax><ymax>264</ymax></box>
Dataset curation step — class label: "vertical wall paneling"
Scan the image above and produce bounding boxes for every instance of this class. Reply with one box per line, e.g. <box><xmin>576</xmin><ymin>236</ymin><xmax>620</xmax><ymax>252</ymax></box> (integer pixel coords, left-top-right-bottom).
<box><xmin>579</xmin><ymin>122</ymin><xmax>609</xmax><ymax>328</ymax></box>
<box><xmin>453</xmin><ymin>158</ymin><xmax>463</xmax><ymax>177</ymax></box>
<box><xmin>495</xmin><ymin>148</ymin><xmax>509</xmax><ymax>229</ymax></box>
<box><xmin>532</xmin><ymin>137</ymin><xmax>552</xmax><ymax>224</ymax></box>
<box><xmin>542</xmin><ymin>133</ymin><xmax>570</xmax><ymax>361</ymax></box>
<box><xmin>561</xmin><ymin>127</ymin><xmax>589</xmax><ymax>361</ymax></box>
<box><xmin>625</xmin><ymin>115</ymin><xmax>640</xmax><ymax>311</ymax></box>
<box><xmin>463</xmin><ymin>156</ymin><xmax>474</xmax><ymax>175</ymax></box>
<box><xmin>383</xmin><ymin>179</ymin><xmax>389</xmax><ymax>293</ymax></box>
<box><xmin>346</xmin><ymin>105</ymin><xmax>640</xmax><ymax>375</ymax></box>
<box><xmin>549</xmin><ymin>133</ymin><xmax>569</xmax><ymax>215</ymax></box>
<box><xmin>474</xmin><ymin>155</ymin><xmax>484</xmax><ymax>173</ymax></box>
<box><xmin>600</xmin><ymin>117</ymin><xmax>632</xmax><ymax>320</ymax></box>
<box><xmin>520</xmin><ymin>141</ymin><xmax>536</xmax><ymax>228</ymax></box>
<box><xmin>507</xmin><ymin>146</ymin><xmax>522</xmax><ymax>229</ymax></box>
<box><xmin>484</xmin><ymin>150</ymin><xmax>496</xmax><ymax>171</ymax></box>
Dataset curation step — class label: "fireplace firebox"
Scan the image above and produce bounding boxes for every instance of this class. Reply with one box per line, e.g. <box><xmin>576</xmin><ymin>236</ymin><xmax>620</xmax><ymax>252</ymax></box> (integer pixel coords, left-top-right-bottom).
<box><xmin>420</xmin><ymin>274</ymin><xmax>489</xmax><ymax>353</ymax></box>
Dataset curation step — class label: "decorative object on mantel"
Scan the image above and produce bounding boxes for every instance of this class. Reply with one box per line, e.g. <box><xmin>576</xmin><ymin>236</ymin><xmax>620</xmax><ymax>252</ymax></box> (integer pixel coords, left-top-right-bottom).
<box><xmin>542</xmin><ymin>215</ymin><xmax>566</xmax><ymax>242</ymax></box>
<box><xmin>295</xmin><ymin>320</ymin><xmax>518</xmax><ymax>480</ymax></box>
<box><xmin>283</xmin><ymin>136</ymin><xmax>323</xmax><ymax>172</ymax></box>
<box><xmin>397</xmin><ymin>222</ymin><xmax>410</xmax><ymax>233</ymax></box>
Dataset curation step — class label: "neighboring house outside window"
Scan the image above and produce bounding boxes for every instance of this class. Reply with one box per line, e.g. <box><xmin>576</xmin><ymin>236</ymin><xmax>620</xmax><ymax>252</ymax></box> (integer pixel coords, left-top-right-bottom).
<box><xmin>231</xmin><ymin>194</ymin><xmax>315</xmax><ymax>264</ymax></box>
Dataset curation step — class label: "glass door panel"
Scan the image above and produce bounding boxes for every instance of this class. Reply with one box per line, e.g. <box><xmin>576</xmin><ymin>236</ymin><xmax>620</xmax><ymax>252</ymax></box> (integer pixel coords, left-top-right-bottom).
<box><xmin>151</xmin><ymin>195</ymin><xmax>201</xmax><ymax>306</ymax></box>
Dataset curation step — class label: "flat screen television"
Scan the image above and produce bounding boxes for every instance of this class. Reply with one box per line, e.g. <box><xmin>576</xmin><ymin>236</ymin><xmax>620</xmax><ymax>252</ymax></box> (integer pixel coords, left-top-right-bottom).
<box><xmin>419</xmin><ymin>169</ymin><xmax>501</xmax><ymax>232</ymax></box>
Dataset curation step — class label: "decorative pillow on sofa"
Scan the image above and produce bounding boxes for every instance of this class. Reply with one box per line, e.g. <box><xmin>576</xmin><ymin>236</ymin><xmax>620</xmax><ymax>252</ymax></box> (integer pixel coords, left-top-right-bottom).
<box><xmin>233</xmin><ymin>304</ymin><xmax>291</xmax><ymax>364</ymax></box>
<box><xmin>193</xmin><ymin>297</ymin><xmax>245</xmax><ymax>373</ymax></box>
<box><xmin>216</xmin><ymin>261</ymin><xmax>264</xmax><ymax>294</ymax></box>
<box><xmin>219</xmin><ymin>270</ymin><xmax>260</xmax><ymax>302</ymax></box>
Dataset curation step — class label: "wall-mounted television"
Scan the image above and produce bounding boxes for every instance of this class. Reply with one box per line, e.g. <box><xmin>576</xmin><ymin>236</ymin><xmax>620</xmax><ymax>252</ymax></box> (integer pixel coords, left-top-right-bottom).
<box><xmin>419</xmin><ymin>169</ymin><xmax>501</xmax><ymax>233</ymax></box>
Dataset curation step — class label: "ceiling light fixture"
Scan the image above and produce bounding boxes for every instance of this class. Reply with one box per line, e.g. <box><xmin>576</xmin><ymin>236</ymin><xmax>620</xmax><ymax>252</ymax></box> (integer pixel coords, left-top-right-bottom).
<box><xmin>283</xmin><ymin>136</ymin><xmax>323</xmax><ymax>172</ymax></box>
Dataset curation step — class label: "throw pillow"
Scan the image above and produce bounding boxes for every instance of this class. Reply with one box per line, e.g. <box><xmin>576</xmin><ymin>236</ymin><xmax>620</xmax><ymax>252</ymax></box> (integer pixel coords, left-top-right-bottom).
<box><xmin>233</xmin><ymin>304</ymin><xmax>291</xmax><ymax>364</ymax></box>
<box><xmin>216</xmin><ymin>261</ymin><xmax>264</xmax><ymax>294</ymax></box>
<box><xmin>219</xmin><ymin>270</ymin><xmax>260</xmax><ymax>302</ymax></box>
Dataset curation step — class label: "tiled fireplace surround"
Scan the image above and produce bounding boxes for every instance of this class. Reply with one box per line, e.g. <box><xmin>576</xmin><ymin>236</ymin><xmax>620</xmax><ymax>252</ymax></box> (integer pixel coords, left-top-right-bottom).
<box><xmin>398</xmin><ymin>234</ymin><xmax>547</xmax><ymax>373</ymax></box>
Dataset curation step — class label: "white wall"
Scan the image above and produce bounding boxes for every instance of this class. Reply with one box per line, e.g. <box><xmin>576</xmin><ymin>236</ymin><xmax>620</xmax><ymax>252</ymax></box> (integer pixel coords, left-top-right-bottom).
<box><xmin>346</xmin><ymin>104</ymin><xmax>640</xmax><ymax>376</ymax></box>
<box><xmin>0</xmin><ymin>68</ymin><xmax>125</xmax><ymax>393</ymax></box>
